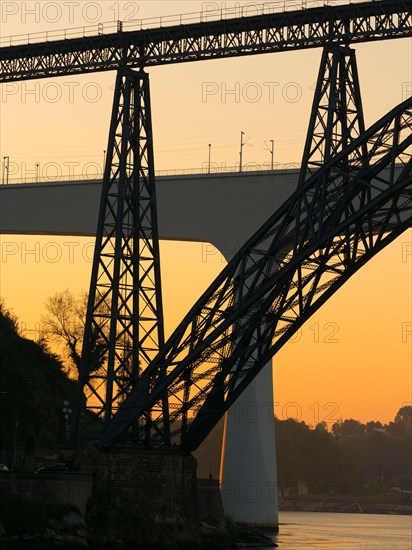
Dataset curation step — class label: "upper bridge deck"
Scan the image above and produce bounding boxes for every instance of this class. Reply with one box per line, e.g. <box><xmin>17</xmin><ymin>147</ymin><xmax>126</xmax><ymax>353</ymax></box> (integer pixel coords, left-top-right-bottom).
<box><xmin>0</xmin><ymin>0</ymin><xmax>411</xmax><ymax>82</ymax></box>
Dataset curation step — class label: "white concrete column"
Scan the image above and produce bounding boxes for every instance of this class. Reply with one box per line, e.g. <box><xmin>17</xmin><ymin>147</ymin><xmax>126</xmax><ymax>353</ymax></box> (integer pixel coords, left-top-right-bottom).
<box><xmin>219</xmin><ymin>363</ymin><xmax>278</xmax><ymax>527</ymax></box>
<box><xmin>217</xmin><ymin>245</ymin><xmax>278</xmax><ymax>528</ymax></box>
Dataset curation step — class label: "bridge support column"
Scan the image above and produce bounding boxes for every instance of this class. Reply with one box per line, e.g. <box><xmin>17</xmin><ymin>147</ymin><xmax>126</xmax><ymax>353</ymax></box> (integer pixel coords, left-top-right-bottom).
<box><xmin>73</xmin><ymin>67</ymin><xmax>169</xmax><ymax>443</ymax></box>
<box><xmin>220</xmin><ymin>362</ymin><xmax>278</xmax><ymax>528</ymax></box>
<box><xmin>218</xmin><ymin>245</ymin><xmax>278</xmax><ymax>528</ymax></box>
<box><xmin>299</xmin><ymin>44</ymin><xmax>365</xmax><ymax>185</ymax></box>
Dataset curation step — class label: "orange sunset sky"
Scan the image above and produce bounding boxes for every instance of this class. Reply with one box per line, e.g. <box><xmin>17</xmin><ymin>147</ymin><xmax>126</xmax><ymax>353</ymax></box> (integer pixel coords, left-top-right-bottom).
<box><xmin>0</xmin><ymin>1</ymin><xmax>411</xmax><ymax>426</ymax></box>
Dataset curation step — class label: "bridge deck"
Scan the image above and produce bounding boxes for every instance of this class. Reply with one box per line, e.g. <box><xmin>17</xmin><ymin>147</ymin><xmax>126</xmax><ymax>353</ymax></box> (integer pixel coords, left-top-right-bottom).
<box><xmin>0</xmin><ymin>1</ymin><xmax>411</xmax><ymax>81</ymax></box>
<box><xmin>0</xmin><ymin>171</ymin><xmax>298</xmax><ymax>246</ymax></box>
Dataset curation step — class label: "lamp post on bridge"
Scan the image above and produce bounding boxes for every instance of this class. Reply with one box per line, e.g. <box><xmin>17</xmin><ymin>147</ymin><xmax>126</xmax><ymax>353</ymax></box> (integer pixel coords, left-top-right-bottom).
<box><xmin>264</xmin><ymin>139</ymin><xmax>275</xmax><ymax>170</ymax></box>
<box><xmin>2</xmin><ymin>156</ymin><xmax>10</xmax><ymax>185</ymax></box>
<box><xmin>239</xmin><ymin>131</ymin><xmax>245</xmax><ymax>173</ymax></box>
<box><xmin>239</xmin><ymin>131</ymin><xmax>252</xmax><ymax>173</ymax></box>
<box><xmin>35</xmin><ymin>163</ymin><xmax>40</xmax><ymax>183</ymax></box>
<box><xmin>208</xmin><ymin>143</ymin><xmax>211</xmax><ymax>174</ymax></box>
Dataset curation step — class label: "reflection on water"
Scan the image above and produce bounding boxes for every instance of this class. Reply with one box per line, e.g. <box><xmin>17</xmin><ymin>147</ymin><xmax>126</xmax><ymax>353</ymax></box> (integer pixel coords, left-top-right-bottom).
<box><xmin>260</xmin><ymin>512</ymin><xmax>412</xmax><ymax>549</ymax></box>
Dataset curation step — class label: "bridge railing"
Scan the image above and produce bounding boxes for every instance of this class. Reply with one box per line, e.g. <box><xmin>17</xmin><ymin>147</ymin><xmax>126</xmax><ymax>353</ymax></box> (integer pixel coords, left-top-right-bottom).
<box><xmin>0</xmin><ymin>0</ymin><xmax>363</xmax><ymax>48</ymax></box>
<box><xmin>0</xmin><ymin>163</ymin><xmax>303</xmax><ymax>185</ymax></box>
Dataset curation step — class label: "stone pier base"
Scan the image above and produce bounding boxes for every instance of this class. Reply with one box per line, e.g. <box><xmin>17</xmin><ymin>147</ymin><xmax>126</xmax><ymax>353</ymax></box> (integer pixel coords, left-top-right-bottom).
<box><xmin>76</xmin><ymin>444</ymin><xmax>200</xmax><ymax>524</ymax></box>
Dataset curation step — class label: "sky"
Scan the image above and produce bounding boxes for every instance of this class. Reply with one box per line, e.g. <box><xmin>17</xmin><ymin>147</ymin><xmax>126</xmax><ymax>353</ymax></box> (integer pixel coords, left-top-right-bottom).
<box><xmin>0</xmin><ymin>0</ymin><xmax>411</xmax><ymax>427</ymax></box>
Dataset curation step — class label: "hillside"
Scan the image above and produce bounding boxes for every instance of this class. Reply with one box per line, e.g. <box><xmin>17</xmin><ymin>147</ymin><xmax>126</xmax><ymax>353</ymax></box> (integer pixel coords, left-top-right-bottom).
<box><xmin>0</xmin><ymin>302</ymin><xmax>77</xmax><ymax>468</ymax></box>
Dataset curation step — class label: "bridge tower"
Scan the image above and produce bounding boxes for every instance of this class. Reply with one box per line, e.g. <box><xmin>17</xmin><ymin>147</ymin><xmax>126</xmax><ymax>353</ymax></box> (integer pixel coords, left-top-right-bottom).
<box><xmin>299</xmin><ymin>44</ymin><xmax>366</xmax><ymax>184</ymax></box>
<box><xmin>220</xmin><ymin>44</ymin><xmax>365</xmax><ymax>527</ymax></box>
<box><xmin>72</xmin><ymin>67</ymin><xmax>170</xmax><ymax>444</ymax></box>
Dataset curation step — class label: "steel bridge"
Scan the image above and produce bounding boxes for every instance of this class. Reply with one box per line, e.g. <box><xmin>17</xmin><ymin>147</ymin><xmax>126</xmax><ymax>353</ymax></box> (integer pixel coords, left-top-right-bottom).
<box><xmin>1</xmin><ymin>0</ymin><xmax>411</xmax><ymax>456</ymax></box>
<box><xmin>1</xmin><ymin>1</ymin><xmax>411</xmax><ymax>81</ymax></box>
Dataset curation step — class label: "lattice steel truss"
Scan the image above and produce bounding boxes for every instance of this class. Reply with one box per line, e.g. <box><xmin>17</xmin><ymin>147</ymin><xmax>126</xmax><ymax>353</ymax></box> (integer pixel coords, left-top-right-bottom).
<box><xmin>99</xmin><ymin>96</ymin><xmax>412</xmax><ymax>452</ymax></box>
<box><xmin>299</xmin><ymin>44</ymin><xmax>365</xmax><ymax>185</ymax></box>
<box><xmin>0</xmin><ymin>1</ymin><xmax>412</xmax><ymax>82</ymax></box>
<box><xmin>73</xmin><ymin>68</ymin><xmax>169</xmax><ymax>442</ymax></box>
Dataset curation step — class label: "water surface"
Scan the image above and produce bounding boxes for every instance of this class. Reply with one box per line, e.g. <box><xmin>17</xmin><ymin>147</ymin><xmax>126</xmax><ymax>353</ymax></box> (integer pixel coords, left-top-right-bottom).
<box><xmin>266</xmin><ymin>512</ymin><xmax>412</xmax><ymax>549</ymax></box>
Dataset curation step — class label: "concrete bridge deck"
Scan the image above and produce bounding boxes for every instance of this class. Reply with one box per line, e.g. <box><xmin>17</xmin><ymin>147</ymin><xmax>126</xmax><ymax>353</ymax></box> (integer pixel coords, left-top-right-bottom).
<box><xmin>0</xmin><ymin>170</ymin><xmax>299</xmax><ymax>250</ymax></box>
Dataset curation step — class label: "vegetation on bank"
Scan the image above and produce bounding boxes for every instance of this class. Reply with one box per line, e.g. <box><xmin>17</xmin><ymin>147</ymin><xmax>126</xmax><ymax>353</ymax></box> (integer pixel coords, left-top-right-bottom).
<box><xmin>0</xmin><ymin>301</ymin><xmax>77</xmax><ymax>464</ymax></box>
<box><xmin>196</xmin><ymin>411</ymin><xmax>412</xmax><ymax>497</ymax></box>
<box><xmin>275</xmin><ymin>412</ymin><xmax>412</xmax><ymax>494</ymax></box>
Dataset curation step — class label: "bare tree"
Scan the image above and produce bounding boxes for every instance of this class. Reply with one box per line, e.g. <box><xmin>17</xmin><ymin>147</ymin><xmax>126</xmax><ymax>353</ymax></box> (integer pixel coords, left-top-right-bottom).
<box><xmin>40</xmin><ymin>289</ymin><xmax>106</xmax><ymax>380</ymax></box>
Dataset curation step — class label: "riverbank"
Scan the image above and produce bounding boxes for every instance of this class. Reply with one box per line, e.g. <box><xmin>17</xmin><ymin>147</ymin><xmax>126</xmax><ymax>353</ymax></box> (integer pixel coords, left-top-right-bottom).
<box><xmin>279</xmin><ymin>497</ymin><xmax>412</xmax><ymax>515</ymax></box>
<box><xmin>0</xmin><ymin>502</ymin><xmax>277</xmax><ymax>549</ymax></box>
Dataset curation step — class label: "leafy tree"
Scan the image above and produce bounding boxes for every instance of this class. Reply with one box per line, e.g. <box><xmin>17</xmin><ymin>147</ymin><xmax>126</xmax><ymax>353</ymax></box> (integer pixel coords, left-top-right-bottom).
<box><xmin>366</xmin><ymin>420</ymin><xmax>383</xmax><ymax>433</ymax></box>
<box><xmin>315</xmin><ymin>421</ymin><xmax>328</xmax><ymax>432</ymax></box>
<box><xmin>332</xmin><ymin>418</ymin><xmax>365</xmax><ymax>438</ymax></box>
<box><xmin>394</xmin><ymin>405</ymin><xmax>412</xmax><ymax>424</ymax></box>
<box><xmin>275</xmin><ymin>418</ymin><xmax>337</xmax><ymax>493</ymax></box>
<box><xmin>386</xmin><ymin>406</ymin><xmax>412</xmax><ymax>440</ymax></box>
<box><xmin>335</xmin><ymin>438</ymin><xmax>365</xmax><ymax>493</ymax></box>
<box><xmin>0</xmin><ymin>299</ymin><xmax>18</xmax><ymax>333</ymax></box>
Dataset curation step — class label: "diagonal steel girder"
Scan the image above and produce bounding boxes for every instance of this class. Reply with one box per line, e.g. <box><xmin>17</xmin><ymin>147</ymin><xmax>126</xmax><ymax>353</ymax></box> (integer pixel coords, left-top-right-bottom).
<box><xmin>98</xmin><ymin>96</ymin><xmax>412</xmax><ymax>451</ymax></box>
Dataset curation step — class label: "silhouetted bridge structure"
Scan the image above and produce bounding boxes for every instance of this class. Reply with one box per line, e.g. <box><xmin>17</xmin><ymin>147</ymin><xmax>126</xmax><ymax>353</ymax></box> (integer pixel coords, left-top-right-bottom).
<box><xmin>1</xmin><ymin>4</ymin><xmax>411</xmax><ymax>521</ymax></box>
<box><xmin>1</xmin><ymin>0</ymin><xmax>411</xmax><ymax>80</ymax></box>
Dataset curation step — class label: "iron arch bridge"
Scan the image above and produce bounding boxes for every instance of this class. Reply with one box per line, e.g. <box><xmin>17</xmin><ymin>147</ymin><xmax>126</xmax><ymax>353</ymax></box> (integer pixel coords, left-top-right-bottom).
<box><xmin>99</xmin><ymin>96</ymin><xmax>412</xmax><ymax>451</ymax></box>
<box><xmin>0</xmin><ymin>0</ymin><xmax>411</xmax><ymax>449</ymax></box>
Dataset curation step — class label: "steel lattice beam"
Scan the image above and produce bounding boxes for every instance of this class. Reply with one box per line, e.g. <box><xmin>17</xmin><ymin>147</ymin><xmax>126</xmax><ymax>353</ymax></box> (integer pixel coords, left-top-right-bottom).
<box><xmin>72</xmin><ymin>68</ymin><xmax>169</xmax><ymax>443</ymax></box>
<box><xmin>98</xmin><ymin>96</ymin><xmax>412</xmax><ymax>451</ymax></box>
<box><xmin>1</xmin><ymin>1</ymin><xmax>412</xmax><ymax>82</ymax></box>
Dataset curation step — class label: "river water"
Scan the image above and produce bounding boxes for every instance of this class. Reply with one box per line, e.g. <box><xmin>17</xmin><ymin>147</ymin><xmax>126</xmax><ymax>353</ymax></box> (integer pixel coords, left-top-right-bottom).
<box><xmin>262</xmin><ymin>512</ymin><xmax>412</xmax><ymax>549</ymax></box>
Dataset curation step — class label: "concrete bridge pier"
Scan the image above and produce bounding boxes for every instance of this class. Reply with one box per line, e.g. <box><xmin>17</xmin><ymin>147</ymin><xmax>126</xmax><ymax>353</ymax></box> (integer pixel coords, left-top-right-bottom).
<box><xmin>219</xmin><ymin>363</ymin><xmax>278</xmax><ymax>528</ymax></box>
<box><xmin>217</xmin><ymin>246</ymin><xmax>279</xmax><ymax>529</ymax></box>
